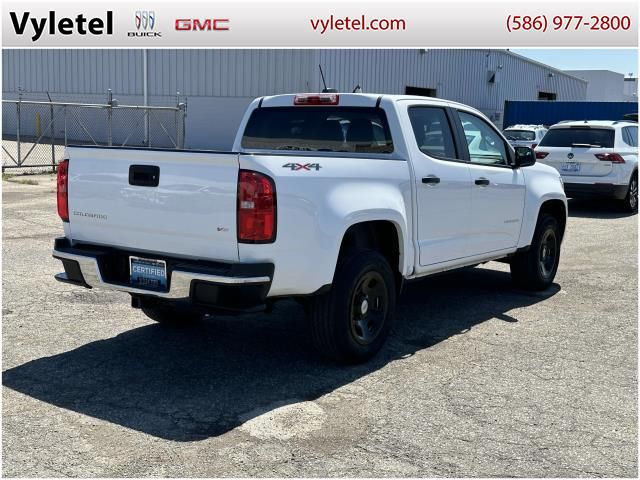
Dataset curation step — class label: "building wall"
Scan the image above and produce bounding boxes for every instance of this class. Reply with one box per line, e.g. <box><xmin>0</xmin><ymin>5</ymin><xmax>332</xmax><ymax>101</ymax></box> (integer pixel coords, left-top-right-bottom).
<box><xmin>565</xmin><ymin>69</ymin><xmax>631</xmax><ymax>102</ymax></box>
<box><xmin>318</xmin><ymin>49</ymin><xmax>586</xmax><ymax>125</ymax></box>
<box><xmin>3</xmin><ymin>49</ymin><xmax>587</xmax><ymax>149</ymax></box>
<box><xmin>504</xmin><ymin>101</ymin><xmax>638</xmax><ymax>127</ymax></box>
<box><xmin>623</xmin><ymin>77</ymin><xmax>638</xmax><ymax>101</ymax></box>
<box><xmin>3</xmin><ymin>49</ymin><xmax>318</xmax><ymax>99</ymax></box>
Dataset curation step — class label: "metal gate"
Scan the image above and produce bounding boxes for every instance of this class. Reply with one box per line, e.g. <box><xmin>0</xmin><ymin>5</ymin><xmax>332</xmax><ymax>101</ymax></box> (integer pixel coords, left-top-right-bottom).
<box><xmin>2</xmin><ymin>92</ymin><xmax>187</xmax><ymax>171</ymax></box>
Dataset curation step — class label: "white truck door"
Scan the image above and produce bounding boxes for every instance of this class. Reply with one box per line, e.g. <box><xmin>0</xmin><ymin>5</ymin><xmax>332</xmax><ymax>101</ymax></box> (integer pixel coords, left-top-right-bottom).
<box><xmin>455</xmin><ymin>110</ymin><xmax>526</xmax><ymax>255</ymax></box>
<box><xmin>405</xmin><ymin>105</ymin><xmax>473</xmax><ymax>266</ymax></box>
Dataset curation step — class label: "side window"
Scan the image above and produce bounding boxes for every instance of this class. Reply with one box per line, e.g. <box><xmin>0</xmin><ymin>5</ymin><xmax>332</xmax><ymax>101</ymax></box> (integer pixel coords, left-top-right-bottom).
<box><xmin>407</xmin><ymin>107</ymin><xmax>457</xmax><ymax>160</ymax></box>
<box><xmin>457</xmin><ymin>111</ymin><xmax>509</xmax><ymax>166</ymax></box>
<box><xmin>622</xmin><ymin>126</ymin><xmax>638</xmax><ymax>147</ymax></box>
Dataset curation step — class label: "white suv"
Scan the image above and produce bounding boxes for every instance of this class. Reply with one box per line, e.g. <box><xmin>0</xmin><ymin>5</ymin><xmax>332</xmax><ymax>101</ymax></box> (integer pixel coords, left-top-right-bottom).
<box><xmin>503</xmin><ymin>124</ymin><xmax>548</xmax><ymax>150</ymax></box>
<box><xmin>535</xmin><ymin>120</ymin><xmax>638</xmax><ymax>212</ymax></box>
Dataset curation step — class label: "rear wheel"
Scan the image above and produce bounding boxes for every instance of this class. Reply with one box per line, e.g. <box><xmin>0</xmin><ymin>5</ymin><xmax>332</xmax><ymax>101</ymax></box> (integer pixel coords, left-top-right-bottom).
<box><xmin>141</xmin><ymin>301</ymin><xmax>202</xmax><ymax>326</ymax></box>
<box><xmin>308</xmin><ymin>250</ymin><xmax>396</xmax><ymax>363</ymax></box>
<box><xmin>621</xmin><ymin>173</ymin><xmax>638</xmax><ymax>213</ymax></box>
<box><xmin>510</xmin><ymin>213</ymin><xmax>561</xmax><ymax>291</ymax></box>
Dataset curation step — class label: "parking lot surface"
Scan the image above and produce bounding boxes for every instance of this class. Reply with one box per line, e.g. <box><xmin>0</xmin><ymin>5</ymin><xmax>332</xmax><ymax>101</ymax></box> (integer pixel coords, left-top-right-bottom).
<box><xmin>2</xmin><ymin>174</ymin><xmax>637</xmax><ymax>477</ymax></box>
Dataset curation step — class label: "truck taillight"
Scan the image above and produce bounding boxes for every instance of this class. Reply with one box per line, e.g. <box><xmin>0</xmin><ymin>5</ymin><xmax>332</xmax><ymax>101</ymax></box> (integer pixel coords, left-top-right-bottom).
<box><xmin>57</xmin><ymin>159</ymin><xmax>69</xmax><ymax>222</ymax></box>
<box><xmin>535</xmin><ymin>151</ymin><xmax>549</xmax><ymax>159</ymax></box>
<box><xmin>294</xmin><ymin>94</ymin><xmax>339</xmax><ymax>105</ymax></box>
<box><xmin>237</xmin><ymin>170</ymin><xmax>276</xmax><ymax>243</ymax></box>
<box><xmin>595</xmin><ymin>153</ymin><xmax>625</xmax><ymax>164</ymax></box>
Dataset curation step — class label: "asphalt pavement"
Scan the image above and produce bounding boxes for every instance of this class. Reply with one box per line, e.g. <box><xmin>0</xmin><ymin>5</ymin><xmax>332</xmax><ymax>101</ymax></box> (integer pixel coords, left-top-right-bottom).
<box><xmin>2</xmin><ymin>174</ymin><xmax>637</xmax><ymax>477</ymax></box>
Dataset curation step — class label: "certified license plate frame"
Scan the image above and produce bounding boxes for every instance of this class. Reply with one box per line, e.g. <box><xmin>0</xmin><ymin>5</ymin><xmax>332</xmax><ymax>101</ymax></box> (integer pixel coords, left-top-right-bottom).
<box><xmin>129</xmin><ymin>256</ymin><xmax>168</xmax><ymax>291</ymax></box>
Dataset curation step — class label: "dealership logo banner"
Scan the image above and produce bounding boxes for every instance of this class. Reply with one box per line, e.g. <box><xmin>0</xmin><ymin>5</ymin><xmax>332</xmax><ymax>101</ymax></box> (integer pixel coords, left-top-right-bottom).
<box><xmin>2</xmin><ymin>0</ymin><xmax>638</xmax><ymax>47</ymax></box>
<box><xmin>7</xmin><ymin>10</ymin><xmax>113</xmax><ymax>42</ymax></box>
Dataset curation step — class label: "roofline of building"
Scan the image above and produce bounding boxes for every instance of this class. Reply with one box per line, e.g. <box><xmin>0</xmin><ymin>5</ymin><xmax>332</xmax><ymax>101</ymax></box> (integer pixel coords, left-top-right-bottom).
<box><xmin>565</xmin><ymin>69</ymin><xmax>631</xmax><ymax>76</ymax></box>
<box><xmin>501</xmin><ymin>50</ymin><xmax>589</xmax><ymax>84</ymax></box>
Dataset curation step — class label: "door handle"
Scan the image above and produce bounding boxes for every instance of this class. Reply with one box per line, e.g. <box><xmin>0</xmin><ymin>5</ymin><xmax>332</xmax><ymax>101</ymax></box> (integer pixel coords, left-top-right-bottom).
<box><xmin>422</xmin><ymin>175</ymin><xmax>440</xmax><ymax>185</ymax></box>
<box><xmin>129</xmin><ymin>165</ymin><xmax>160</xmax><ymax>187</ymax></box>
<box><xmin>475</xmin><ymin>177</ymin><xmax>490</xmax><ymax>187</ymax></box>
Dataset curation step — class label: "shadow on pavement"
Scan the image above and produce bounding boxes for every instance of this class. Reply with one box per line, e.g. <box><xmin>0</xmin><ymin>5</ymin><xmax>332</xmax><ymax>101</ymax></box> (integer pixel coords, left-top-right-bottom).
<box><xmin>567</xmin><ymin>198</ymin><xmax>635</xmax><ymax>219</ymax></box>
<box><xmin>3</xmin><ymin>267</ymin><xmax>559</xmax><ymax>441</ymax></box>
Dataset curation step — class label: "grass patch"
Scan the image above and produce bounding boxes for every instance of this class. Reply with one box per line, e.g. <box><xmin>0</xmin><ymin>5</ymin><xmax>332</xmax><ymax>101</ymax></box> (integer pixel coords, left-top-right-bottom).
<box><xmin>2</xmin><ymin>174</ymin><xmax>39</xmax><ymax>185</ymax></box>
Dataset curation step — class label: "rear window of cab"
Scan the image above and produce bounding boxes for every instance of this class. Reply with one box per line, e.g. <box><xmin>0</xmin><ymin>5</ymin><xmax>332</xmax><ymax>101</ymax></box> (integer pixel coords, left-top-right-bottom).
<box><xmin>539</xmin><ymin>127</ymin><xmax>615</xmax><ymax>148</ymax></box>
<box><xmin>241</xmin><ymin>107</ymin><xmax>394</xmax><ymax>154</ymax></box>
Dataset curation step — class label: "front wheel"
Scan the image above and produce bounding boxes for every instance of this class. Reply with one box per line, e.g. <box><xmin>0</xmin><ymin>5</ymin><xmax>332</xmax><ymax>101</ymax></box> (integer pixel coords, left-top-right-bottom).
<box><xmin>308</xmin><ymin>250</ymin><xmax>396</xmax><ymax>363</ymax></box>
<box><xmin>510</xmin><ymin>213</ymin><xmax>561</xmax><ymax>291</ymax></box>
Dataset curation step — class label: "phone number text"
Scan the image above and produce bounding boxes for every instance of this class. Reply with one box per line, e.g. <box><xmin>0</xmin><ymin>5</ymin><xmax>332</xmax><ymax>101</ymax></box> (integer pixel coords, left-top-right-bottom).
<box><xmin>506</xmin><ymin>15</ymin><xmax>631</xmax><ymax>33</ymax></box>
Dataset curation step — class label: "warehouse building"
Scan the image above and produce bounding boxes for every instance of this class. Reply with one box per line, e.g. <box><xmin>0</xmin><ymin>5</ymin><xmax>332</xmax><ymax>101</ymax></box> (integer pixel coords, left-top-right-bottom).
<box><xmin>2</xmin><ymin>49</ymin><xmax>588</xmax><ymax>149</ymax></box>
<box><xmin>566</xmin><ymin>69</ymin><xmax>637</xmax><ymax>102</ymax></box>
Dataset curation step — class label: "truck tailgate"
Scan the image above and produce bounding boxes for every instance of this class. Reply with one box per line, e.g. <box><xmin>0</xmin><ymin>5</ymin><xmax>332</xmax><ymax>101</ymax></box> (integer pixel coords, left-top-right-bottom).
<box><xmin>66</xmin><ymin>147</ymin><xmax>239</xmax><ymax>261</ymax></box>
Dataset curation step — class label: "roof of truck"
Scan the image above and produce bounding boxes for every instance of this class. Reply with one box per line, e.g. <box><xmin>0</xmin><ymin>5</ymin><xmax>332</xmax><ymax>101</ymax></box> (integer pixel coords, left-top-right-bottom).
<box><xmin>259</xmin><ymin>93</ymin><xmax>472</xmax><ymax>110</ymax></box>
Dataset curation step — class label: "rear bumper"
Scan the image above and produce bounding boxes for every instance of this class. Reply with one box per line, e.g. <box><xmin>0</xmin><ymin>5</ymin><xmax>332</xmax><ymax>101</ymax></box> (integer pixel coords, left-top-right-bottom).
<box><xmin>52</xmin><ymin>237</ymin><xmax>274</xmax><ymax>311</ymax></box>
<box><xmin>563</xmin><ymin>183</ymin><xmax>628</xmax><ymax>200</ymax></box>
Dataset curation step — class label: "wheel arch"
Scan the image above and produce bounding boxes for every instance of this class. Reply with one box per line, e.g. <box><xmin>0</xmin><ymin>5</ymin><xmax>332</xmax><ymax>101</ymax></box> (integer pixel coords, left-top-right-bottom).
<box><xmin>538</xmin><ymin>199</ymin><xmax>567</xmax><ymax>242</ymax></box>
<box><xmin>337</xmin><ymin>219</ymin><xmax>407</xmax><ymax>290</ymax></box>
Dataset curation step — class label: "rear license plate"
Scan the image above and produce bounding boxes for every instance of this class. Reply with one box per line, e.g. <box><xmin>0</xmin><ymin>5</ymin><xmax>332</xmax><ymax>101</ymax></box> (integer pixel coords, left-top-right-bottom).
<box><xmin>561</xmin><ymin>162</ymin><xmax>581</xmax><ymax>173</ymax></box>
<box><xmin>130</xmin><ymin>256</ymin><xmax>167</xmax><ymax>291</ymax></box>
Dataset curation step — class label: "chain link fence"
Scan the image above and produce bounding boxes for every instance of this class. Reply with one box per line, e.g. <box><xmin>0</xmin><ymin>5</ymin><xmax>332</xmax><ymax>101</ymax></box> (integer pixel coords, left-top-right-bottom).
<box><xmin>2</xmin><ymin>92</ymin><xmax>187</xmax><ymax>172</ymax></box>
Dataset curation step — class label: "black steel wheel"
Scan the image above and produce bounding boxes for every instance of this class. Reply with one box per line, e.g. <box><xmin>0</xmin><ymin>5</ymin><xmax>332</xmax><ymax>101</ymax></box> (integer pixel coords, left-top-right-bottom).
<box><xmin>510</xmin><ymin>213</ymin><xmax>561</xmax><ymax>291</ymax></box>
<box><xmin>538</xmin><ymin>228</ymin><xmax>558</xmax><ymax>282</ymax></box>
<box><xmin>308</xmin><ymin>249</ymin><xmax>396</xmax><ymax>363</ymax></box>
<box><xmin>349</xmin><ymin>271</ymin><xmax>389</xmax><ymax>346</ymax></box>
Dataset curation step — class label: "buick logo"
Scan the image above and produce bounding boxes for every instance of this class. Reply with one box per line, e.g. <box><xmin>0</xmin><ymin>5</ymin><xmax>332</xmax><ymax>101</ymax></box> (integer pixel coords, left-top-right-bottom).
<box><xmin>567</xmin><ymin>153</ymin><xmax>574</xmax><ymax>159</ymax></box>
<box><xmin>129</xmin><ymin>10</ymin><xmax>161</xmax><ymax>37</ymax></box>
<box><xmin>135</xmin><ymin>11</ymin><xmax>155</xmax><ymax>30</ymax></box>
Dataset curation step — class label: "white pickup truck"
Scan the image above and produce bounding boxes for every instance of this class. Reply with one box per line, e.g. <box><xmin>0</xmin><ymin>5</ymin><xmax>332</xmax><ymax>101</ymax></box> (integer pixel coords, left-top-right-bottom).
<box><xmin>53</xmin><ymin>93</ymin><xmax>567</xmax><ymax>362</ymax></box>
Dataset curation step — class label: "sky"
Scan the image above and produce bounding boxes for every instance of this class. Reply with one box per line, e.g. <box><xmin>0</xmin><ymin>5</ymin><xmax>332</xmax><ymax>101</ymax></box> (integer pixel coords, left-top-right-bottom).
<box><xmin>511</xmin><ymin>49</ymin><xmax>638</xmax><ymax>77</ymax></box>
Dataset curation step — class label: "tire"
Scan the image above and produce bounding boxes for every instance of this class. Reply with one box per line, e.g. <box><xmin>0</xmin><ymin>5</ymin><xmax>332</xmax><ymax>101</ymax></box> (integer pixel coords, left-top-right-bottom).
<box><xmin>141</xmin><ymin>301</ymin><xmax>202</xmax><ymax>326</ymax></box>
<box><xmin>510</xmin><ymin>213</ymin><xmax>561</xmax><ymax>291</ymax></box>
<box><xmin>621</xmin><ymin>173</ymin><xmax>638</xmax><ymax>213</ymax></box>
<box><xmin>308</xmin><ymin>249</ymin><xmax>396</xmax><ymax>363</ymax></box>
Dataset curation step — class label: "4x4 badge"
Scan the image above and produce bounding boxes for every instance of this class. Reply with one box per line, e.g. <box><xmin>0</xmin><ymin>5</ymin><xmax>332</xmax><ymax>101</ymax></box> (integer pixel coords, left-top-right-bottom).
<box><xmin>282</xmin><ymin>163</ymin><xmax>321</xmax><ymax>171</ymax></box>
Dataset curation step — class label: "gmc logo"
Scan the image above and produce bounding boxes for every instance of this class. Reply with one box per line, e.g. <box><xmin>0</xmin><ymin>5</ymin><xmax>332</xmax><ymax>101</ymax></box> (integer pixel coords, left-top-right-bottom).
<box><xmin>175</xmin><ymin>18</ymin><xmax>230</xmax><ymax>31</ymax></box>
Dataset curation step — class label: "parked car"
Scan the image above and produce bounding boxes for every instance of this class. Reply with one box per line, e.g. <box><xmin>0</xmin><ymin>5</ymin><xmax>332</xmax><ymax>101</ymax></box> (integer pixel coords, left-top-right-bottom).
<box><xmin>503</xmin><ymin>124</ymin><xmax>548</xmax><ymax>150</ymax></box>
<box><xmin>53</xmin><ymin>93</ymin><xmax>567</xmax><ymax>362</ymax></box>
<box><xmin>535</xmin><ymin>120</ymin><xmax>638</xmax><ymax>212</ymax></box>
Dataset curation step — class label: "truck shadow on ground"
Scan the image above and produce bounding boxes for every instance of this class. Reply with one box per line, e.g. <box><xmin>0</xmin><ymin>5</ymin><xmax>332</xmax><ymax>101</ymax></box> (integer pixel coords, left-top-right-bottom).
<box><xmin>3</xmin><ymin>266</ymin><xmax>559</xmax><ymax>442</ymax></box>
<box><xmin>567</xmin><ymin>198</ymin><xmax>635</xmax><ymax>219</ymax></box>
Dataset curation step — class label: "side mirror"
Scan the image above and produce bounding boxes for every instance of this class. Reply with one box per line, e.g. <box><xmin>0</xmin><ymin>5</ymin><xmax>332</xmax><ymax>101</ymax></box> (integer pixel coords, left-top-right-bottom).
<box><xmin>514</xmin><ymin>146</ymin><xmax>536</xmax><ymax>168</ymax></box>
